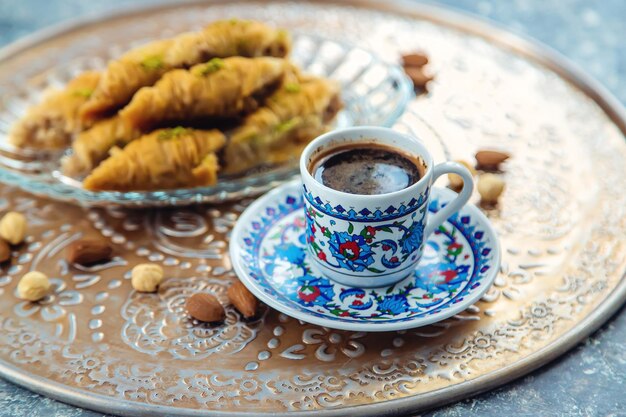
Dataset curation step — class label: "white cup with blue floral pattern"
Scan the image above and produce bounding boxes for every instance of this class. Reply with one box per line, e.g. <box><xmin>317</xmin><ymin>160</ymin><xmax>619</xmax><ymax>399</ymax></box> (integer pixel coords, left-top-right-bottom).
<box><xmin>300</xmin><ymin>126</ymin><xmax>474</xmax><ymax>287</ymax></box>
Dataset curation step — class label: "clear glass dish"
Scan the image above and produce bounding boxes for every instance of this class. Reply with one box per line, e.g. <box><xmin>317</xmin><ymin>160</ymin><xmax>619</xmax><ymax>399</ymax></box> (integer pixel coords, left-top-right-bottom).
<box><xmin>0</xmin><ymin>32</ymin><xmax>412</xmax><ymax>207</ymax></box>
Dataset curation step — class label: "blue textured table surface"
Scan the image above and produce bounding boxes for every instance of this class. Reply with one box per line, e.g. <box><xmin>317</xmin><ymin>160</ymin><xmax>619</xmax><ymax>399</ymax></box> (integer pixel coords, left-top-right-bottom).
<box><xmin>0</xmin><ymin>1</ymin><xmax>625</xmax><ymax>416</ymax></box>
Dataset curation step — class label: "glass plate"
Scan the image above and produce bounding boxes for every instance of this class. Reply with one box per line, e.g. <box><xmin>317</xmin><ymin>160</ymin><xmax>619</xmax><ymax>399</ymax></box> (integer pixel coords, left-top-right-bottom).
<box><xmin>0</xmin><ymin>32</ymin><xmax>412</xmax><ymax>207</ymax></box>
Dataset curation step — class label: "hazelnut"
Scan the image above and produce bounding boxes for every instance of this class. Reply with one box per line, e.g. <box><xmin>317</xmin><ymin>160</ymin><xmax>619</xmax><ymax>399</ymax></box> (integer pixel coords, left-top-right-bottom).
<box><xmin>17</xmin><ymin>271</ymin><xmax>50</xmax><ymax>301</ymax></box>
<box><xmin>131</xmin><ymin>263</ymin><xmax>164</xmax><ymax>292</ymax></box>
<box><xmin>477</xmin><ymin>173</ymin><xmax>505</xmax><ymax>204</ymax></box>
<box><xmin>448</xmin><ymin>160</ymin><xmax>476</xmax><ymax>191</ymax></box>
<box><xmin>0</xmin><ymin>212</ymin><xmax>27</xmax><ymax>245</ymax></box>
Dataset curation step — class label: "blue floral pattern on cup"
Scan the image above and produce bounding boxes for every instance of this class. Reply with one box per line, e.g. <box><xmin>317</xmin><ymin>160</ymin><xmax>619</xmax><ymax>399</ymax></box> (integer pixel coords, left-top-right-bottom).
<box><xmin>327</xmin><ymin>232</ymin><xmax>375</xmax><ymax>271</ymax></box>
<box><xmin>305</xmin><ymin>199</ymin><xmax>428</xmax><ymax>276</ymax></box>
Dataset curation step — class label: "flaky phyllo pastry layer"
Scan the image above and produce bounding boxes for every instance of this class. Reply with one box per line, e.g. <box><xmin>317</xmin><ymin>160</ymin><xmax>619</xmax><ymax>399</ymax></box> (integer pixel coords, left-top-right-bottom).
<box><xmin>83</xmin><ymin>128</ymin><xmax>225</xmax><ymax>191</ymax></box>
<box><xmin>120</xmin><ymin>56</ymin><xmax>287</xmax><ymax>130</ymax></box>
<box><xmin>61</xmin><ymin>116</ymin><xmax>140</xmax><ymax>177</ymax></box>
<box><xmin>9</xmin><ymin>71</ymin><xmax>100</xmax><ymax>149</ymax></box>
<box><xmin>79</xmin><ymin>19</ymin><xmax>291</xmax><ymax>121</ymax></box>
<box><xmin>9</xmin><ymin>20</ymin><xmax>343</xmax><ymax>192</ymax></box>
<box><xmin>9</xmin><ymin>19</ymin><xmax>290</xmax><ymax>150</ymax></box>
<box><xmin>223</xmin><ymin>68</ymin><xmax>341</xmax><ymax>175</ymax></box>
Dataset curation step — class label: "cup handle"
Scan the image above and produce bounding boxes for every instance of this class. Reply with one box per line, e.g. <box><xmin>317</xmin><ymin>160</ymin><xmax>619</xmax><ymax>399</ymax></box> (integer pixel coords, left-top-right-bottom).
<box><xmin>424</xmin><ymin>162</ymin><xmax>474</xmax><ymax>238</ymax></box>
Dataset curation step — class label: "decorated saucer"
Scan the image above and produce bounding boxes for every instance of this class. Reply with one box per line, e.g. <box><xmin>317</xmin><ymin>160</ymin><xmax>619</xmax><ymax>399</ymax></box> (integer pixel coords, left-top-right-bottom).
<box><xmin>230</xmin><ymin>180</ymin><xmax>500</xmax><ymax>331</ymax></box>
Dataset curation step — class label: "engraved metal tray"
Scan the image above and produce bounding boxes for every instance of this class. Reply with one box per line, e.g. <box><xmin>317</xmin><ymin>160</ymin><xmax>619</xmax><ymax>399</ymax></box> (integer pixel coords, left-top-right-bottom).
<box><xmin>0</xmin><ymin>1</ymin><xmax>625</xmax><ymax>416</ymax></box>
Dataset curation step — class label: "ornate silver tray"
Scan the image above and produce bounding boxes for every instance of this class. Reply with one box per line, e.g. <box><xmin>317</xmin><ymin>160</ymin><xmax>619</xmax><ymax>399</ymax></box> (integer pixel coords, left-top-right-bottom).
<box><xmin>0</xmin><ymin>1</ymin><xmax>624</xmax><ymax>416</ymax></box>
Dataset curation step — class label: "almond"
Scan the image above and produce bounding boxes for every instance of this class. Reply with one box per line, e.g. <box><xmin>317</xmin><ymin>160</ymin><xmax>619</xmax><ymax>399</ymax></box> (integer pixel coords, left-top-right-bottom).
<box><xmin>404</xmin><ymin>66</ymin><xmax>433</xmax><ymax>90</ymax></box>
<box><xmin>186</xmin><ymin>293</ymin><xmax>225</xmax><ymax>322</ymax></box>
<box><xmin>402</xmin><ymin>53</ymin><xmax>429</xmax><ymax>68</ymax></box>
<box><xmin>0</xmin><ymin>239</ymin><xmax>10</xmax><ymax>263</ymax></box>
<box><xmin>475</xmin><ymin>150</ymin><xmax>510</xmax><ymax>170</ymax></box>
<box><xmin>227</xmin><ymin>281</ymin><xmax>259</xmax><ymax>319</ymax></box>
<box><xmin>67</xmin><ymin>238</ymin><xmax>112</xmax><ymax>265</ymax></box>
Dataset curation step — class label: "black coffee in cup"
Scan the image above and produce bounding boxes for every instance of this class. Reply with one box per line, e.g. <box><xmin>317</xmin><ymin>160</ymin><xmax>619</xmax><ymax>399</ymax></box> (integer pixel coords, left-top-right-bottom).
<box><xmin>309</xmin><ymin>143</ymin><xmax>425</xmax><ymax>195</ymax></box>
